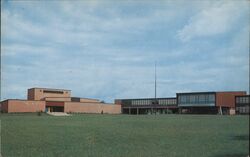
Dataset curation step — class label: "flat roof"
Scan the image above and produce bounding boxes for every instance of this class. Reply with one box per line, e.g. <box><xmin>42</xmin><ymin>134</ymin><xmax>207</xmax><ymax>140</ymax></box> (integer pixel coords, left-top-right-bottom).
<box><xmin>43</xmin><ymin>97</ymin><xmax>100</xmax><ymax>101</ymax></box>
<box><xmin>176</xmin><ymin>91</ymin><xmax>247</xmax><ymax>95</ymax></box>
<box><xmin>0</xmin><ymin>99</ymin><xmax>108</xmax><ymax>104</ymax></box>
<box><xmin>235</xmin><ymin>95</ymin><xmax>250</xmax><ymax>97</ymax></box>
<box><xmin>176</xmin><ymin>92</ymin><xmax>216</xmax><ymax>95</ymax></box>
<box><xmin>73</xmin><ymin>97</ymin><xmax>100</xmax><ymax>101</ymax></box>
<box><xmin>28</xmin><ymin>87</ymin><xmax>71</xmax><ymax>91</ymax></box>
<box><xmin>1</xmin><ymin>99</ymin><xmax>45</xmax><ymax>102</ymax></box>
<box><xmin>115</xmin><ymin>97</ymin><xmax>176</xmax><ymax>101</ymax></box>
<box><xmin>215</xmin><ymin>91</ymin><xmax>247</xmax><ymax>93</ymax></box>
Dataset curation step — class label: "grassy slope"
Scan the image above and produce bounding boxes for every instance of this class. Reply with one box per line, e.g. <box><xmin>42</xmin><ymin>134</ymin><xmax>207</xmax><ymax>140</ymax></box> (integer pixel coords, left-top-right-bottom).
<box><xmin>0</xmin><ymin>113</ymin><xmax>249</xmax><ymax>157</ymax></box>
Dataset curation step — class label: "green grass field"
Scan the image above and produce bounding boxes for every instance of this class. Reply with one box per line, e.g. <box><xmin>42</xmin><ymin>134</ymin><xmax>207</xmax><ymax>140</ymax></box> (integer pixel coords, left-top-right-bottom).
<box><xmin>0</xmin><ymin>113</ymin><xmax>249</xmax><ymax>157</ymax></box>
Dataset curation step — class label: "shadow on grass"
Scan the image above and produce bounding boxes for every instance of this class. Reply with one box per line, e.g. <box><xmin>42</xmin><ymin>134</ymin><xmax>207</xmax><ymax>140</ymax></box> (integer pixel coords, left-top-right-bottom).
<box><xmin>232</xmin><ymin>135</ymin><xmax>249</xmax><ymax>141</ymax></box>
<box><xmin>212</xmin><ymin>153</ymin><xmax>248</xmax><ymax>157</ymax></box>
<box><xmin>213</xmin><ymin>135</ymin><xmax>250</xmax><ymax>157</ymax></box>
<box><xmin>212</xmin><ymin>135</ymin><xmax>250</xmax><ymax>157</ymax></box>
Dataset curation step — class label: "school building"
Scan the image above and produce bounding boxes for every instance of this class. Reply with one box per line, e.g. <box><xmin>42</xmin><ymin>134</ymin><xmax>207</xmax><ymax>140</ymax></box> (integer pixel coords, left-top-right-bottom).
<box><xmin>115</xmin><ymin>91</ymin><xmax>247</xmax><ymax>115</ymax></box>
<box><xmin>235</xmin><ymin>95</ymin><xmax>250</xmax><ymax>114</ymax></box>
<box><xmin>0</xmin><ymin>87</ymin><xmax>121</xmax><ymax>114</ymax></box>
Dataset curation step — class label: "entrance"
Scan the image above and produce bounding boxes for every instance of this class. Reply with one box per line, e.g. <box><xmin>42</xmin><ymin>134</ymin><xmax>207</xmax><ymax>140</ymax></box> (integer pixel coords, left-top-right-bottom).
<box><xmin>46</xmin><ymin>101</ymin><xmax>65</xmax><ymax>113</ymax></box>
<box><xmin>46</xmin><ymin>106</ymin><xmax>64</xmax><ymax>112</ymax></box>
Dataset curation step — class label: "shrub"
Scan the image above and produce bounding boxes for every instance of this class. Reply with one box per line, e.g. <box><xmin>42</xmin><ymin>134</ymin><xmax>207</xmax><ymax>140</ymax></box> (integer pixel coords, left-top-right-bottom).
<box><xmin>37</xmin><ymin>110</ymin><xmax>43</xmax><ymax>116</ymax></box>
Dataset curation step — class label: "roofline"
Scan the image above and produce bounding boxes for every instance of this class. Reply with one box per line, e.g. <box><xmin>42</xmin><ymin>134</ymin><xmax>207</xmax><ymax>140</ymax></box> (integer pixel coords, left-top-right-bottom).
<box><xmin>73</xmin><ymin>97</ymin><xmax>100</xmax><ymax>101</ymax></box>
<box><xmin>28</xmin><ymin>87</ymin><xmax>71</xmax><ymax>91</ymax></box>
<box><xmin>43</xmin><ymin>97</ymin><xmax>100</xmax><ymax>101</ymax></box>
<box><xmin>176</xmin><ymin>92</ymin><xmax>216</xmax><ymax>95</ymax></box>
<box><xmin>215</xmin><ymin>91</ymin><xmax>247</xmax><ymax>94</ymax></box>
<box><xmin>176</xmin><ymin>91</ymin><xmax>247</xmax><ymax>95</ymax></box>
<box><xmin>44</xmin><ymin>97</ymin><xmax>71</xmax><ymax>98</ymax></box>
<box><xmin>72</xmin><ymin>101</ymin><xmax>115</xmax><ymax>104</ymax></box>
<box><xmin>235</xmin><ymin>95</ymin><xmax>250</xmax><ymax>97</ymax></box>
<box><xmin>115</xmin><ymin>97</ymin><xmax>176</xmax><ymax>101</ymax></box>
<box><xmin>0</xmin><ymin>99</ymin><xmax>110</xmax><ymax>104</ymax></box>
<box><xmin>1</xmin><ymin>99</ymin><xmax>45</xmax><ymax>102</ymax></box>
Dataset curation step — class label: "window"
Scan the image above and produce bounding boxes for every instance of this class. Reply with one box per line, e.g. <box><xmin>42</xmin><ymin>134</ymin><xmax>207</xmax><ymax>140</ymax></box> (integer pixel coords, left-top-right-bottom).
<box><xmin>205</xmin><ymin>95</ymin><xmax>209</xmax><ymax>102</ymax></box>
<box><xmin>132</xmin><ymin>100</ymin><xmax>135</xmax><ymax>106</ymax></box>
<box><xmin>180</xmin><ymin>95</ymin><xmax>186</xmax><ymax>103</ymax></box>
<box><xmin>199</xmin><ymin>94</ymin><xmax>205</xmax><ymax>103</ymax></box>
<box><xmin>163</xmin><ymin>99</ymin><xmax>167</xmax><ymax>105</ymax></box>
<box><xmin>236</xmin><ymin>97</ymin><xmax>240</xmax><ymax>103</ymax></box>
<box><xmin>186</xmin><ymin>96</ymin><xmax>190</xmax><ymax>103</ymax></box>
<box><xmin>195</xmin><ymin>95</ymin><xmax>199</xmax><ymax>103</ymax></box>
<box><xmin>243</xmin><ymin>97</ymin><xmax>248</xmax><ymax>103</ymax></box>
<box><xmin>170</xmin><ymin>99</ymin><xmax>172</xmax><ymax>104</ymax></box>
<box><xmin>179</xmin><ymin>93</ymin><xmax>215</xmax><ymax>106</ymax></box>
<box><xmin>239</xmin><ymin>97</ymin><xmax>242</xmax><ymax>103</ymax></box>
<box><xmin>159</xmin><ymin>100</ymin><xmax>162</xmax><ymax>105</ymax></box>
<box><xmin>173</xmin><ymin>99</ymin><xmax>176</xmax><ymax>105</ymax></box>
<box><xmin>43</xmin><ymin>90</ymin><xmax>64</xmax><ymax>94</ymax></box>
<box><xmin>208</xmin><ymin>94</ymin><xmax>215</xmax><ymax>102</ymax></box>
<box><xmin>190</xmin><ymin>95</ymin><xmax>195</xmax><ymax>103</ymax></box>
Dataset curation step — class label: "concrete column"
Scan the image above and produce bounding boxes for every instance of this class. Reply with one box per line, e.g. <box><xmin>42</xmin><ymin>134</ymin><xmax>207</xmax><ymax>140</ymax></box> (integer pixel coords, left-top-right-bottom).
<box><xmin>218</xmin><ymin>106</ymin><xmax>223</xmax><ymax>115</ymax></box>
<box><xmin>137</xmin><ymin>108</ymin><xmax>139</xmax><ymax>115</ymax></box>
<box><xmin>129</xmin><ymin>107</ymin><xmax>131</xmax><ymax>115</ymax></box>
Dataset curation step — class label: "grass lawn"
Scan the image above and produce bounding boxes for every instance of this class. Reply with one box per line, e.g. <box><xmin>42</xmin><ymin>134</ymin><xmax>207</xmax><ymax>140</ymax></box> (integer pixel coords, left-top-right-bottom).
<box><xmin>0</xmin><ymin>113</ymin><xmax>249</xmax><ymax>157</ymax></box>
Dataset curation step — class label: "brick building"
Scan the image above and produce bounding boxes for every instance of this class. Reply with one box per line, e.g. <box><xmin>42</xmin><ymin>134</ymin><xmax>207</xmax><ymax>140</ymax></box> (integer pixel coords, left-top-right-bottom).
<box><xmin>177</xmin><ymin>91</ymin><xmax>246</xmax><ymax>114</ymax></box>
<box><xmin>0</xmin><ymin>88</ymin><xmax>121</xmax><ymax>114</ymax></box>
<box><xmin>116</xmin><ymin>91</ymin><xmax>247</xmax><ymax>115</ymax></box>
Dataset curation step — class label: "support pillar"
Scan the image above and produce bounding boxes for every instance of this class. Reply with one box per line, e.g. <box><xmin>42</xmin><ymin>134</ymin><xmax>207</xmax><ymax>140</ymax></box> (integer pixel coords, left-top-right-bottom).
<box><xmin>137</xmin><ymin>108</ymin><xmax>139</xmax><ymax>115</ymax></box>
<box><xmin>129</xmin><ymin>107</ymin><xmax>131</xmax><ymax>115</ymax></box>
<box><xmin>218</xmin><ymin>106</ymin><xmax>223</xmax><ymax>115</ymax></box>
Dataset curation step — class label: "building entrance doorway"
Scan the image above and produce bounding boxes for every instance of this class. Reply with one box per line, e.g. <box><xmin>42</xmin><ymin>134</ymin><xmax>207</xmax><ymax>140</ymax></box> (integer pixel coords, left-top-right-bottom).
<box><xmin>46</xmin><ymin>106</ymin><xmax>64</xmax><ymax>112</ymax></box>
<box><xmin>46</xmin><ymin>101</ymin><xmax>65</xmax><ymax>113</ymax></box>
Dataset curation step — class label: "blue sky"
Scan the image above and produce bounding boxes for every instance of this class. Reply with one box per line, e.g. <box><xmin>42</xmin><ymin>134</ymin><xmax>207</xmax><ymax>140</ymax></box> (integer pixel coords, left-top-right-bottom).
<box><xmin>1</xmin><ymin>0</ymin><xmax>249</xmax><ymax>102</ymax></box>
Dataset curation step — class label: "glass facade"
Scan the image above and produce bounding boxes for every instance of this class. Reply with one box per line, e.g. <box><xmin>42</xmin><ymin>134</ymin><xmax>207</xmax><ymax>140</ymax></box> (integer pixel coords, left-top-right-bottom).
<box><xmin>122</xmin><ymin>98</ymin><xmax>177</xmax><ymax>107</ymax></box>
<box><xmin>178</xmin><ymin>93</ymin><xmax>215</xmax><ymax>107</ymax></box>
<box><xmin>236</xmin><ymin>96</ymin><xmax>250</xmax><ymax>114</ymax></box>
<box><xmin>158</xmin><ymin>99</ymin><xmax>176</xmax><ymax>105</ymax></box>
<box><xmin>236</xmin><ymin>106</ymin><xmax>249</xmax><ymax>114</ymax></box>
<box><xmin>236</xmin><ymin>96</ymin><xmax>250</xmax><ymax>104</ymax></box>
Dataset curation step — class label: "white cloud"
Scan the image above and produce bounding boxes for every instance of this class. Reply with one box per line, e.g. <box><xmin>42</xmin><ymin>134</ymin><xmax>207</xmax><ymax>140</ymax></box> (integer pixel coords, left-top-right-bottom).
<box><xmin>1</xmin><ymin>1</ymin><xmax>249</xmax><ymax>102</ymax></box>
<box><xmin>177</xmin><ymin>1</ymin><xmax>249</xmax><ymax>42</ymax></box>
<box><xmin>1</xmin><ymin>43</ymin><xmax>58</xmax><ymax>57</ymax></box>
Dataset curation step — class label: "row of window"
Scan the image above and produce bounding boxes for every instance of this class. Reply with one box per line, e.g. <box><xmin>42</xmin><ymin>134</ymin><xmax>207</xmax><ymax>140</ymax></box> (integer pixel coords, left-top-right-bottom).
<box><xmin>131</xmin><ymin>100</ymin><xmax>151</xmax><ymax>105</ymax></box>
<box><xmin>236</xmin><ymin>97</ymin><xmax>249</xmax><ymax>104</ymax></box>
<box><xmin>131</xmin><ymin>99</ymin><xmax>176</xmax><ymax>106</ymax></box>
<box><xmin>43</xmin><ymin>90</ymin><xmax>64</xmax><ymax>94</ymax></box>
<box><xmin>236</xmin><ymin>106</ymin><xmax>249</xmax><ymax>113</ymax></box>
<box><xmin>178</xmin><ymin>94</ymin><xmax>215</xmax><ymax>104</ymax></box>
<box><xmin>158</xmin><ymin>99</ymin><xmax>176</xmax><ymax>105</ymax></box>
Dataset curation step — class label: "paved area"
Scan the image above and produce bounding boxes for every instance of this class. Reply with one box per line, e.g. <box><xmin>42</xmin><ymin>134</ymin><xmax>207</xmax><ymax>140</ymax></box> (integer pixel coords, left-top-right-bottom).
<box><xmin>47</xmin><ymin>112</ymin><xmax>71</xmax><ymax>116</ymax></box>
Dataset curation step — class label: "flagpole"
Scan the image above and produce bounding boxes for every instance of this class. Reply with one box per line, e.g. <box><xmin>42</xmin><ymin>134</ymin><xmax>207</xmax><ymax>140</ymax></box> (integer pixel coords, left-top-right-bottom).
<box><xmin>154</xmin><ymin>61</ymin><xmax>157</xmax><ymax>114</ymax></box>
